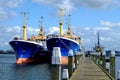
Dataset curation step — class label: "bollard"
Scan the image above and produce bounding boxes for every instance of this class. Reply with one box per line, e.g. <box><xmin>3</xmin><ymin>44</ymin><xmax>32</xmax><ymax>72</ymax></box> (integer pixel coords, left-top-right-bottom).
<box><xmin>97</xmin><ymin>52</ymin><xmax>101</xmax><ymax>64</ymax></box>
<box><xmin>62</xmin><ymin>69</ymin><xmax>69</xmax><ymax>80</ymax></box>
<box><xmin>106</xmin><ymin>62</ymin><xmax>110</xmax><ymax>73</ymax></box>
<box><xmin>117</xmin><ymin>70</ymin><xmax>120</xmax><ymax>80</ymax></box>
<box><xmin>75</xmin><ymin>52</ymin><xmax>79</xmax><ymax>68</ymax></box>
<box><xmin>92</xmin><ymin>53</ymin><xmax>95</xmax><ymax>61</ymax></box>
<box><xmin>102</xmin><ymin>51</ymin><xmax>106</xmax><ymax>69</ymax></box>
<box><xmin>94</xmin><ymin>52</ymin><xmax>97</xmax><ymax>63</ymax></box>
<box><xmin>93</xmin><ymin>52</ymin><xmax>96</xmax><ymax>61</ymax></box>
<box><xmin>99</xmin><ymin>52</ymin><xmax>102</xmax><ymax>65</ymax></box>
<box><xmin>96</xmin><ymin>52</ymin><xmax>98</xmax><ymax>64</ymax></box>
<box><xmin>51</xmin><ymin>47</ymin><xmax>61</xmax><ymax>80</ymax></box>
<box><xmin>110</xmin><ymin>50</ymin><xmax>115</xmax><ymax>79</ymax></box>
<box><xmin>68</xmin><ymin>49</ymin><xmax>73</xmax><ymax>78</ymax></box>
<box><xmin>91</xmin><ymin>53</ymin><xmax>94</xmax><ymax>60</ymax></box>
<box><xmin>74</xmin><ymin>52</ymin><xmax>77</xmax><ymax>69</ymax></box>
<box><xmin>105</xmin><ymin>56</ymin><xmax>110</xmax><ymax>73</ymax></box>
<box><xmin>79</xmin><ymin>52</ymin><xmax>82</xmax><ymax>61</ymax></box>
<box><xmin>72</xmin><ymin>63</ymin><xmax>76</xmax><ymax>71</ymax></box>
<box><xmin>82</xmin><ymin>52</ymin><xmax>85</xmax><ymax>58</ymax></box>
<box><xmin>94</xmin><ymin>53</ymin><xmax>97</xmax><ymax>62</ymax></box>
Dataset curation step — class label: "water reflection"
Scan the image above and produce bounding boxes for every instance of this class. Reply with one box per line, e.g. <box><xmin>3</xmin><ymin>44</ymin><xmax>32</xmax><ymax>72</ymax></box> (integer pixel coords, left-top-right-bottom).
<box><xmin>0</xmin><ymin>54</ymin><xmax>51</xmax><ymax>80</ymax></box>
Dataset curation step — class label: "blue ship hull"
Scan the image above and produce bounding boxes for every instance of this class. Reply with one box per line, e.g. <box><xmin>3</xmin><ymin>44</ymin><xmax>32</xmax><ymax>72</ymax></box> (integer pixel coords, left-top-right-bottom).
<box><xmin>47</xmin><ymin>37</ymin><xmax>81</xmax><ymax>57</ymax></box>
<box><xmin>9</xmin><ymin>40</ymin><xmax>45</xmax><ymax>63</ymax></box>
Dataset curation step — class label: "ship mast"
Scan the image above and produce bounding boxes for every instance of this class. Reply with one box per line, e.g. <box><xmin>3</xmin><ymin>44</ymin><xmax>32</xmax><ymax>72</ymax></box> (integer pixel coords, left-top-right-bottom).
<box><xmin>59</xmin><ymin>8</ymin><xmax>64</xmax><ymax>36</ymax></box>
<box><xmin>96</xmin><ymin>31</ymin><xmax>103</xmax><ymax>52</ymax></box>
<box><xmin>67</xmin><ymin>15</ymin><xmax>71</xmax><ymax>35</ymax></box>
<box><xmin>97</xmin><ymin>31</ymin><xmax>100</xmax><ymax>48</ymax></box>
<box><xmin>22</xmin><ymin>12</ymin><xmax>28</xmax><ymax>40</ymax></box>
<box><xmin>39</xmin><ymin>16</ymin><xmax>44</xmax><ymax>36</ymax></box>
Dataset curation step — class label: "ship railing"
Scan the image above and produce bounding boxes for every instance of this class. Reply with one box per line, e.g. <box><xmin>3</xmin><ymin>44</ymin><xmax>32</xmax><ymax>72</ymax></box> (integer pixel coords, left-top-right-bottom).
<box><xmin>13</xmin><ymin>37</ymin><xmax>23</xmax><ymax>40</ymax></box>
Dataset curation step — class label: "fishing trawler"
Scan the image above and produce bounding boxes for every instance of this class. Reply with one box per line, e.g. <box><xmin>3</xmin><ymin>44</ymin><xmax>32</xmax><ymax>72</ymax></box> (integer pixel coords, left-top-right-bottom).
<box><xmin>93</xmin><ymin>32</ymin><xmax>104</xmax><ymax>53</ymax></box>
<box><xmin>46</xmin><ymin>9</ymin><xmax>81</xmax><ymax>65</ymax></box>
<box><xmin>9</xmin><ymin>13</ymin><xmax>47</xmax><ymax>64</ymax></box>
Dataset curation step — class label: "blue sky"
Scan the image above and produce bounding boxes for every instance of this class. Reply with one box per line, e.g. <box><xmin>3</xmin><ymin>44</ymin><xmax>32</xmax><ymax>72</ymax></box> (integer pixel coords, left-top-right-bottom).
<box><xmin>0</xmin><ymin>0</ymin><xmax>120</xmax><ymax>51</ymax></box>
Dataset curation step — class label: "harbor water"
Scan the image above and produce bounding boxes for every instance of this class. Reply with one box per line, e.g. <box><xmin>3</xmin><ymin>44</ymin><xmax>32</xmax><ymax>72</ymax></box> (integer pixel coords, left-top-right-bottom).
<box><xmin>0</xmin><ymin>54</ymin><xmax>120</xmax><ymax>80</ymax></box>
<box><xmin>116</xmin><ymin>56</ymin><xmax>120</xmax><ymax>80</ymax></box>
<box><xmin>0</xmin><ymin>54</ymin><xmax>51</xmax><ymax>80</ymax></box>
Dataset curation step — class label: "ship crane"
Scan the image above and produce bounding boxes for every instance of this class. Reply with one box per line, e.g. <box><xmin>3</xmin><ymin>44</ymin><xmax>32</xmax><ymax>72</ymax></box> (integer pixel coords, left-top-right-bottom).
<box><xmin>39</xmin><ymin>16</ymin><xmax>44</xmax><ymax>36</ymax></box>
<box><xmin>96</xmin><ymin>31</ymin><xmax>103</xmax><ymax>52</ymax></box>
<box><xmin>31</xmin><ymin>16</ymin><xmax>46</xmax><ymax>41</ymax></box>
<box><xmin>22</xmin><ymin>12</ymin><xmax>28</xmax><ymax>40</ymax></box>
<box><xmin>67</xmin><ymin>15</ymin><xmax>71</xmax><ymax>35</ymax></box>
<box><xmin>59</xmin><ymin>8</ymin><xmax>64</xmax><ymax>36</ymax></box>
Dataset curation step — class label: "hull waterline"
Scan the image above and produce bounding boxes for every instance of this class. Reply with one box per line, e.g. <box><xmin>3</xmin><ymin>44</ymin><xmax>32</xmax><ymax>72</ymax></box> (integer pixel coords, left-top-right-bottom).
<box><xmin>9</xmin><ymin>40</ymin><xmax>45</xmax><ymax>64</ymax></box>
<box><xmin>47</xmin><ymin>37</ymin><xmax>81</xmax><ymax>65</ymax></box>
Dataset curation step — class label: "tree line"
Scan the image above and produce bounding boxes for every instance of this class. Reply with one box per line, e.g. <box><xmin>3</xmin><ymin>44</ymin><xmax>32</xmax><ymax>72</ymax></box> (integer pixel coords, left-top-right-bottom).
<box><xmin>0</xmin><ymin>50</ymin><xmax>14</xmax><ymax>54</ymax></box>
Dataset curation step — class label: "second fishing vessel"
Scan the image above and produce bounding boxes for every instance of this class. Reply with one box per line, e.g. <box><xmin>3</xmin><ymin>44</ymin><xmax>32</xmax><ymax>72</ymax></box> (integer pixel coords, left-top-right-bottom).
<box><xmin>9</xmin><ymin>13</ymin><xmax>47</xmax><ymax>64</ymax></box>
<box><xmin>47</xmin><ymin>9</ymin><xmax>81</xmax><ymax>65</ymax></box>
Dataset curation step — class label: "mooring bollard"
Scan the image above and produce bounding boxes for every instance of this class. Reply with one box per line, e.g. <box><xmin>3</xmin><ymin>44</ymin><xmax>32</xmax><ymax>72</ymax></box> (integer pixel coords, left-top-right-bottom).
<box><xmin>105</xmin><ymin>55</ymin><xmax>110</xmax><ymax>73</ymax></box>
<box><xmin>91</xmin><ymin>53</ymin><xmax>94</xmax><ymax>60</ymax></box>
<box><xmin>51</xmin><ymin>47</ymin><xmax>61</xmax><ymax>80</ymax></box>
<box><xmin>75</xmin><ymin>52</ymin><xmax>79</xmax><ymax>68</ymax></box>
<box><xmin>79</xmin><ymin>52</ymin><xmax>83</xmax><ymax>61</ymax></box>
<box><xmin>117</xmin><ymin>70</ymin><xmax>120</xmax><ymax>80</ymax></box>
<box><xmin>100</xmin><ymin>52</ymin><xmax>103</xmax><ymax>66</ymax></box>
<box><xmin>97</xmin><ymin>52</ymin><xmax>101</xmax><ymax>64</ymax></box>
<box><xmin>110</xmin><ymin>50</ymin><xmax>115</xmax><ymax>79</ymax></box>
<box><xmin>94</xmin><ymin>52</ymin><xmax>97</xmax><ymax>63</ymax></box>
<box><xmin>72</xmin><ymin>63</ymin><xmax>76</xmax><ymax>71</ymax></box>
<box><xmin>68</xmin><ymin>49</ymin><xmax>73</xmax><ymax>78</ymax></box>
<box><xmin>98</xmin><ymin>52</ymin><xmax>102</xmax><ymax>66</ymax></box>
<box><xmin>94</xmin><ymin>53</ymin><xmax>97</xmax><ymax>62</ymax></box>
<box><xmin>82</xmin><ymin>51</ymin><xmax>85</xmax><ymax>58</ymax></box>
<box><xmin>102</xmin><ymin>51</ymin><xmax>106</xmax><ymax>69</ymax></box>
<box><xmin>91</xmin><ymin>53</ymin><xmax>94</xmax><ymax>61</ymax></box>
<box><xmin>62</xmin><ymin>69</ymin><xmax>69</xmax><ymax>80</ymax></box>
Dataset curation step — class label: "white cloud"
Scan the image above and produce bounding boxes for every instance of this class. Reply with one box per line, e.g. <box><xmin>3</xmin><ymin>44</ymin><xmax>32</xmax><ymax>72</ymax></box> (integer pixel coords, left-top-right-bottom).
<box><xmin>0</xmin><ymin>25</ymin><xmax>39</xmax><ymax>50</ymax></box>
<box><xmin>57</xmin><ymin>0</ymin><xmax>74</xmax><ymax>14</ymax></box>
<box><xmin>0</xmin><ymin>0</ymin><xmax>23</xmax><ymax>8</ymax></box>
<box><xmin>70</xmin><ymin>23</ymin><xmax>120</xmax><ymax>51</ymax></box>
<box><xmin>71</xmin><ymin>0</ymin><xmax>120</xmax><ymax>10</ymax></box>
<box><xmin>1</xmin><ymin>23</ymin><xmax>120</xmax><ymax>51</ymax></box>
<box><xmin>5</xmin><ymin>26</ymin><xmax>21</xmax><ymax>35</ymax></box>
<box><xmin>27</xmin><ymin>27</ymin><xmax>40</xmax><ymax>37</ymax></box>
<box><xmin>4</xmin><ymin>42</ymin><xmax>9</xmax><ymax>46</ymax></box>
<box><xmin>0</xmin><ymin>8</ymin><xmax>8</xmax><ymax>21</ymax></box>
<box><xmin>71</xmin><ymin>0</ymin><xmax>118</xmax><ymax>9</ymax></box>
<box><xmin>101</xmin><ymin>20</ymin><xmax>120</xmax><ymax>27</ymax></box>
<box><xmin>47</xmin><ymin>27</ymin><xmax>59</xmax><ymax>34</ymax></box>
<box><xmin>0</xmin><ymin>0</ymin><xmax>23</xmax><ymax>21</ymax></box>
<box><xmin>32</xmin><ymin>0</ymin><xmax>59</xmax><ymax>5</ymax></box>
<box><xmin>0</xmin><ymin>26</ymin><xmax>60</xmax><ymax>50</ymax></box>
<box><xmin>0</xmin><ymin>9</ymin><xmax>18</xmax><ymax>21</ymax></box>
<box><xmin>32</xmin><ymin>0</ymin><xmax>120</xmax><ymax>14</ymax></box>
<box><xmin>100</xmin><ymin>37</ymin><xmax>112</xmax><ymax>42</ymax></box>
